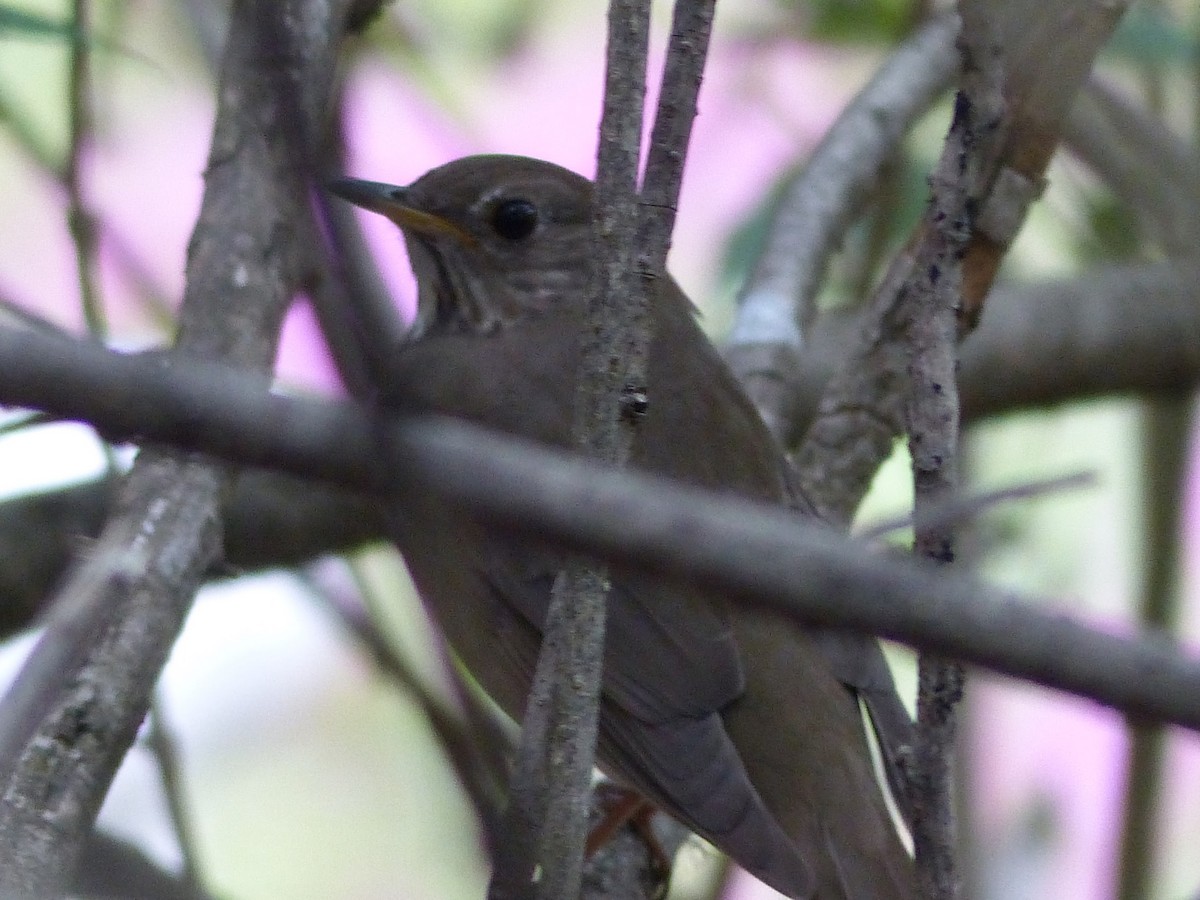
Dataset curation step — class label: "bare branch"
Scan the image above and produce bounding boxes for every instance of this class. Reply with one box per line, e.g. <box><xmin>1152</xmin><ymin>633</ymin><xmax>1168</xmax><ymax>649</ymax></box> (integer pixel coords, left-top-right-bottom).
<box><xmin>303</xmin><ymin>567</ymin><xmax>511</xmax><ymax>848</ymax></box>
<box><xmin>492</xmin><ymin>0</ymin><xmax>656</xmax><ymax>895</ymax></box>
<box><xmin>0</xmin><ymin>1</ymin><xmax>356</xmax><ymax>893</ymax></box>
<box><xmin>2</xmin><ymin>256</ymin><xmax>1198</xmax><ymax>636</ymax></box>
<box><xmin>725</xmin><ymin>13</ymin><xmax>960</xmax><ymax>443</ymax></box>
<box><xmin>900</xmin><ymin>10</ymin><xmax>1008</xmax><ymax>893</ymax></box>
<box><xmin>890</xmin><ymin>3</ymin><xmax>1134</xmax><ymax>894</ymax></box>
<box><xmin>637</xmin><ymin>0</ymin><xmax>717</xmax><ymax>272</ymax></box>
<box><xmin>1116</xmin><ymin>396</ymin><xmax>1192</xmax><ymax>900</ymax></box>
<box><xmin>145</xmin><ymin>699</ymin><xmax>203</xmax><ymax>893</ymax></box>
<box><xmin>864</xmin><ymin>471</ymin><xmax>1098</xmax><ymax>542</ymax></box>
<box><xmin>793</xmin><ymin>0</ymin><xmax>1131</xmax><ymax>524</ymax></box>
<box><xmin>65</xmin><ymin>0</ymin><xmax>106</xmax><ymax>339</ymax></box>
<box><xmin>310</xmin><ymin>99</ymin><xmax>410</xmax><ymax>397</ymax></box>
<box><xmin>0</xmin><ymin>328</ymin><xmax>1198</xmax><ymax>735</ymax></box>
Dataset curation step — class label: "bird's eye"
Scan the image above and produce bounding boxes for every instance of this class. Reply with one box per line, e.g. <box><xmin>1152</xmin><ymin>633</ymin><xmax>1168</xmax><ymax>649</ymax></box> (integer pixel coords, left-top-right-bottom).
<box><xmin>490</xmin><ymin>198</ymin><xmax>539</xmax><ymax>240</ymax></box>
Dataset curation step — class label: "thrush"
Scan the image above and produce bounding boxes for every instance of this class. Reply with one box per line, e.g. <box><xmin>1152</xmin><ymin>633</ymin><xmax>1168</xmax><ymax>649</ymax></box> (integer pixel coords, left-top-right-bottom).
<box><xmin>330</xmin><ymin>155</ymin><xmax>916</xmax><ymax>900</ymax></box>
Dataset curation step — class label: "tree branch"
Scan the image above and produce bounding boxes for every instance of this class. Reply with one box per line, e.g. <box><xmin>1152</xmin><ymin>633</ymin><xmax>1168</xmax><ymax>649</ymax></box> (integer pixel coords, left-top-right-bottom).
<box><xmin>637</xmin><ymin>0</ymin><xmax>716</xmax><ymax>272</ymax></box>
<box><xmin>2</xmin><ymin>257</ymin><xmax>1198</xmax><ymax>637</ymax></box>
<box><xmin>491</xmin><ymin>0</ymin><xmax>655</xmax><ymax>895</ymax></box>
<box><xmin>0</xmin><ymin>327</ymin><xmax>1198</xmax><ymax>734</ymax></box>
<box><xmin>65</xmin><ymin>0</ymin><xmax>106</xmax><ymax>339</ymax></box>
<box><xmin>0</xmin><ymin>1</ymin><xmax>355</xmax><ymax>894</ymax></box>
<box><xmin>725</xmin><ymin>12</ymin><xmax>960</xmax><ymax>444</ymax></box>
<box><xmin>794</xmin><ymin>0</ymin><xmax>1130</xmax><ymax>526</ymax></box>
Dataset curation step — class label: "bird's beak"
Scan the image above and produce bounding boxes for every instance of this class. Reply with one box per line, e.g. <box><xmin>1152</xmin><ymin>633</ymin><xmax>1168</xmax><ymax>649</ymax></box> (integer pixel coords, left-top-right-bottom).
<box><xmin>326</xmin><ymin>177</ymin><xmax>474</xmax><ymax>244</ymax></box>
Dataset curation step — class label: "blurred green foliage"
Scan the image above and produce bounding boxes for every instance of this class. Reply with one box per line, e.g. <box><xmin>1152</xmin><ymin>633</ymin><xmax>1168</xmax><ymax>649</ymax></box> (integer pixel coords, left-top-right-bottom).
<box><xmin>803</xmin><ymin>0</ymin><xmax>919</xmax><ymax>43</ymax></box>
<box><xmin>1074</xmin><ymin>192</ymin><xmax>1143</xmax><ymax>264</ymax></box>
<box><xmin>1107</xmin><ymin>5</ymin><xmax>1198</xmax><ymax>66</ymax></box>
<box><xmin>719</xmin><ymin>147</ymin><xmax>933</xmax><ymax>309</ymax></box>
<box><xmin>0</xmin><ymin>3</ymin><xmax>74</xmax><ymax>39</ymax></box>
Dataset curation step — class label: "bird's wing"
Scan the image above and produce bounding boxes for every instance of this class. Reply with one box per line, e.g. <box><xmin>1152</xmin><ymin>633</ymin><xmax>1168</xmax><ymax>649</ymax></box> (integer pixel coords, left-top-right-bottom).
<box><xmin>777</xmin><ymin>460</ymin><xmax>916</xmax><ymax>827</ymax></box>
<box><xmin>805</xmin><ymin>628</ymin><xmax>916</xmax><ymax>828</ymax></box>
<box><xmin>477</xmin><ymin>546</ymin><xmax>826</xmax><ymax>898</ymax></box>
<box><xmin>484</xmin><ymin>546</ymin><xmax>746</xmax><ymax>722</ymax></box>
<box><xmin>386</xmin><ymin>309</ymin><xmax>750</xmax><ymax>721</ymax></box>
<box><xmin>597</xmin><ymin>703</ymin><xmax>818</xmax><ymax>900</ymax></box>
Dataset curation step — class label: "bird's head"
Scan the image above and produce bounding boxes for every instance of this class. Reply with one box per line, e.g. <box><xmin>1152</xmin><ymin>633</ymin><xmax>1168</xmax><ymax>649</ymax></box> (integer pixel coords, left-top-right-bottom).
<box><xmin>329</xmin><ymin>155</ymin><xmax>594</xmax><ymax>339</ymax></box>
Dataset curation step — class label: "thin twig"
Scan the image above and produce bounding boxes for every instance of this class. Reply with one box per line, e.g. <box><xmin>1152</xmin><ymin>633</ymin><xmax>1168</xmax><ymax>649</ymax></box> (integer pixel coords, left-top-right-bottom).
<box><xmin>637</xmin><ymin>0</ymin><xmax>717</xmax><ymax>273</ymax></box>
<box><xmin>2</xmin><ymin>57</ymin><xmax>177</xmax><ymax>332</ymax></box>
<box><xmin>857</xmin><ymin>471</ymin><xmax>1096</xmax><ymax>542</ymax></box>
<box><xmin>900</xmin><ymin>12</ymin><xmax>1011</xmax><ymax>892</ymax></box>
<box><xmin>145</xmin><ymin>698</ymin><xmax>203</xmax><ymax>892</ymax></box>
<box><xmin>501</xmin><ymin>2</ymin><xmax>720</xmax><ymax>892</ymax></box>
<box><xmin>492</xmin><ymin>0</ymin><xmax>654</xmax><ymax>894</ymax></box>
<box><xmin>310</xmin><ymin>92</ymin><xmax>409</xmax><ymax>396</ymax></box>
<box><xmin>301</xmin><ymin>564</ymin><xmax>511</xmax><ymax>849</ymax></box>
<box><xmin>64</xmin><ymin>0</ymin><xmax>106</xmax><ymax>339</ymax></box>
<box><xmin>907</xmin><ymin>6</ymin><xmax>1131</xmax><ymax>886</ymax></box>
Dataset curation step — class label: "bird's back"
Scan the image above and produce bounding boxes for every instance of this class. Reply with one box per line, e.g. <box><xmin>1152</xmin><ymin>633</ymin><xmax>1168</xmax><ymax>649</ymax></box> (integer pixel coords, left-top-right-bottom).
<box><xmin>384</xmin><ymin>277</ymin><xmax>915</xmax><ymax>899</ymax></box>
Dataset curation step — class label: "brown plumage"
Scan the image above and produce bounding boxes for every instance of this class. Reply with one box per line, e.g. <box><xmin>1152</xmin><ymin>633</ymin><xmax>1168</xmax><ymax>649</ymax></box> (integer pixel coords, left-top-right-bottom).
<box><xmin>330</xmin><ymin>155</ymin><xmax>916</xmax><ymax>899</ymax></box>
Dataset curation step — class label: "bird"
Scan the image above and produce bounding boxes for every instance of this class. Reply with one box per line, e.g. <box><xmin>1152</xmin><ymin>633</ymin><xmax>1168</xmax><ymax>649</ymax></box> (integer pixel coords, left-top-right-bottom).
<box><xmin>329</xmin><ymin>154</ymin><xmax>916</xmax><ymax>899</ymax></box>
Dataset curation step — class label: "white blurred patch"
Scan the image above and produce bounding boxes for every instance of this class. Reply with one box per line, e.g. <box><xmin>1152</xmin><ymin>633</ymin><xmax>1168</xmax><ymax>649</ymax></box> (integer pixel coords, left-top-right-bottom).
<box><xmin>0</xmin><ymin>418</ymin><xmax>112</xmax><ymax>498</ymax></box>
